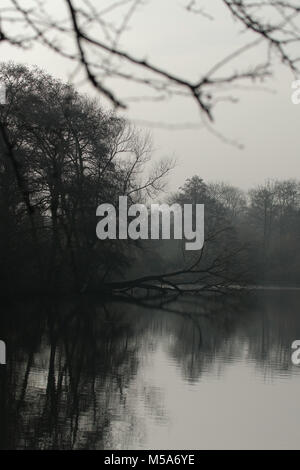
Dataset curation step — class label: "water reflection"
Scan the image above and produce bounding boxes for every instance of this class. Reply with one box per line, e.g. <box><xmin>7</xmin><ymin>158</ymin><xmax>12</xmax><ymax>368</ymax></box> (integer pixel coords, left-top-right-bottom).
<box><xmin>0</xmin><ymin>292</ymin><xmax>300</xmax><ymax>449</ymax></box>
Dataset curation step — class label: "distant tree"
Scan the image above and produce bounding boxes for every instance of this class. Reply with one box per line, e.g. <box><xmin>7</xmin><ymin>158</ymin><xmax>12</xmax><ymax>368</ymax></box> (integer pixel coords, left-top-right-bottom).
<box><xmin>248</xmin><ymin>181</ymin><xmax>277</xmax><ymax>255</ymax></box>
<box><xmin>207</xmin><ymin>182</ymin><xmax>247</xmax><ymax>219</ymax></box>
<box><xmin>247</xmin><ymin>179</ymin><xmax>300</xmax><ymax>284</ymax></box>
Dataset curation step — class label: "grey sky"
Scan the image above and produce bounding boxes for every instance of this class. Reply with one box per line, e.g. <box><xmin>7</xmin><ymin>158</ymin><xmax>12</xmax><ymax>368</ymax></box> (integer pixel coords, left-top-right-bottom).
<box><xmin>0</xmin><ymin>0</ymin><xmax>299</xmax><ymax>192</ymax></box>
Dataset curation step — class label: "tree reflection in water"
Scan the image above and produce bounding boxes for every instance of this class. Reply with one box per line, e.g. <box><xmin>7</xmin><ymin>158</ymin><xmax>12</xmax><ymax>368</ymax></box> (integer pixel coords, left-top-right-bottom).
<box><xmin>0</xmin><ymin>291</ymin><xmax>299</xmax><ymax>449</ymax></box>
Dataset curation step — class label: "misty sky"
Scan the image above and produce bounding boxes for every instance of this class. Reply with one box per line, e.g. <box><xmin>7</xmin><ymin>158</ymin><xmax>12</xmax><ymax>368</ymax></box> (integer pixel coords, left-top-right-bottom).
<box><xmin>0</xmin><ymin>0</ymin><xmax>299</xmax><ymax>193</ymax></box>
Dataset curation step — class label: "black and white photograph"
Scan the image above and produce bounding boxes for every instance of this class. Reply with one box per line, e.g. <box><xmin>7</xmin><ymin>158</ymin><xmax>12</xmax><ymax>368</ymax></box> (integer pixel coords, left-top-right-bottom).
<box><xmin>0</xmin><ymin>0</ymin><xmax>300</xmax><ymax>453</ymax></box>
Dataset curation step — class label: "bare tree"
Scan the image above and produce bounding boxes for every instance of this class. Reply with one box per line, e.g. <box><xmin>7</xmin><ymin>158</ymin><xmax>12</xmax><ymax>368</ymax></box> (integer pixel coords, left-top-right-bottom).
<box><xmin>0</xmin><ymin>63</ymin><xmax>174</xmax><ymax>293</ymax></box>
<box><xmin>208</xmin><ymin>182</ymin><xmax>247</xmax><ymax>218</ymax></box>
<box><xmin>0</xmin><ymin>0</ymin><xmax>299</xmax><ymax>123</ymax></box>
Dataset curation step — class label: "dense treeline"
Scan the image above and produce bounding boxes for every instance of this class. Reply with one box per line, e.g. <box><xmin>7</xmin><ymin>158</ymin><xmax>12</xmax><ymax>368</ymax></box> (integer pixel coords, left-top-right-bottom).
<box><xmin>244</xmin><ymin>179</ymin><xmax>300</xmax><ymax>285</ymax></box>
<box><xmin>0</xmin><ymin>63</ymin><xmax>172</xmax><ymax>294</ymax></box>
<box><xmin>168</xmin><ymin>176</ymin><xmax>300</xmax><ymax>286</ymax></box>
<box><xmin>0</xmin><ymin>63</ymin><xmax>299</xmax><ymax>296</ymax></box>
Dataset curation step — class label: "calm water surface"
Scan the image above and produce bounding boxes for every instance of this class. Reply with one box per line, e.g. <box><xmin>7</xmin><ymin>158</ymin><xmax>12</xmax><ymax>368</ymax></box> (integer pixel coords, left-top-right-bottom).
<box><xmin>1</xmin><ymin>291</ymin><xmax>300</xmax><ymax>449</ymax></box>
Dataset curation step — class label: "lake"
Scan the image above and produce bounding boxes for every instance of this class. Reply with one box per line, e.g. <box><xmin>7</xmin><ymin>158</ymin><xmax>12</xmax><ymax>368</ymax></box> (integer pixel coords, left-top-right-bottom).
<box><xmin>0</xmin><ymin>291</ymin><xmax>300</xmax><ymax>450</ymax></box>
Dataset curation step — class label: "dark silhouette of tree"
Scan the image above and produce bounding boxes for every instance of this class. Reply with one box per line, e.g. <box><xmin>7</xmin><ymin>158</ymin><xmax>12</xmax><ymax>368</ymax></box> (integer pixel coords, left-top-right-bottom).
<box><xmin>0</xmin><ymin>63</ymin><xmax>173</xmax><ymax>294</ymax></box>
<box><xmin>0</xmin><ymin>1</ymin><xmax>299</xmax><ymax>125</ymax></box>
<box><xmin>0</xmin><ymin>64</ymin><xmax>299</xmax><ymax>297</ymax></box>
<box><xmin>247</xmin><ymin>179</ymin><xmax>300</xmax><ymax>284</ymax></box>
